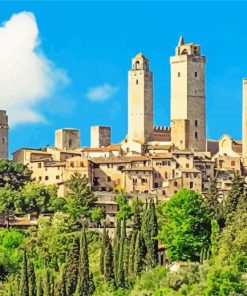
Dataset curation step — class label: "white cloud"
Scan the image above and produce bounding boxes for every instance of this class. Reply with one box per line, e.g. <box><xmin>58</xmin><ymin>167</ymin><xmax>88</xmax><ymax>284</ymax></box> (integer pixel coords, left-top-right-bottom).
<box><xmin>86</xmin><ymin>83</ymin><xmax>118</xmax><ymax>101</ymax></box>
<box><xmin>0</xmin><ymin>11</ymin><xmax>68</xmax><ymax>127</ymax></box>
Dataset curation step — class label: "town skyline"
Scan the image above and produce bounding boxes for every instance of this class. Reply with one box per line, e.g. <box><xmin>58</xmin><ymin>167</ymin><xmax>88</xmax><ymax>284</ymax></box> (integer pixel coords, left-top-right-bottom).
<box><xmin>1</xmin><ymin>2</ymin><xmax>247</xmax><ymax>155</ymax></box>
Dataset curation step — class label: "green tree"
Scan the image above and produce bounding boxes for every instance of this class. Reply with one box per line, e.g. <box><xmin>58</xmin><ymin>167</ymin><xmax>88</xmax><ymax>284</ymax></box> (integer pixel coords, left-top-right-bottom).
<box><xmin>37</xmin><ymin>277</ymin><xmax>44</xmax><ymax>296</ymax></box>
<box><xmin>75</xmin><ymin>225</ymin><xmax>94</xmax><ymax>296</ymax></box>
<box><xmin>141</xmin><ymin>197</ymin><xmax>158</xmax><ymax>268</ymax></box>
<box><xmin>205</xmin><ymin>178</ymin><xmax>222</xmax><ymax>222</ymax></box>
<box><xmin>0</xmin><ymin>185</ymin><xmax>22</xmax><ymax>228</ymax></box>
<box><xmin>225</xmin><ymin>172</ymin><xmax>246</xmax><ymax>219</ymax></box>
<box><xmin>28</xmin><ymin>260</ymin><xmax>36</xmax><ymax>296</ymax></box>
<box><xmin>0</xmin><ymin>159</ymin><xmax>32</xmax><ymax>190</ymax></box>
<box><xmin>43</xmin><ymin>270</ymin><xmax>51</xmax><ymax>296</ymax></box>
<box><xmin>65</xmin><ymin>237</ymin><xmax>80</xmax><ymax>296</ymax></box>
<box><xmin>116</xmin><ymin>192</ymin><xmax>132</xmax><ymax>221</ymax></box>
<box><xmin>91</xmin><ymin>207</ymin><xmax>105</xmax><ymax>227</ymax></box>
<box><xmin>20</xmin><ymin>250</ymin><xmax>29</xmax><ymax>296</ymax></box>
<box><xmin>117</xmin><ymin>219</ymin><xmax>126</xmax><ymax>288</ymax></box>
<box><xmin>113</xmin><ymin>219</ymin><xmax>121</xmax><ymax>286</ymax></box>
<box><xmin>66</xmin><ymin>172</ymin><xmax>97</xmax><ymax>223</ymax></box>
<box><xmin>134</xmin><ymin>231</ymin><xmax>145</xmax><ymax>275</ymax></box>
<box><xmin>100</xmin><ymin>223</ymin><xmax>108</xmax><ymax>275</ymax></box>
<box><xmin>158</xmin><ymin>189</ymin><xmax>211</xmax><ymax>261</ymax></box>
<box><xmin>104</xmin><ymin>239</ymin><xmax>115</xmax><ymax>286</ymax></box>
<box><xmin>210</xmin><ymin>219</ymin><xmax>219</xmax><ymax>257</ymax></box>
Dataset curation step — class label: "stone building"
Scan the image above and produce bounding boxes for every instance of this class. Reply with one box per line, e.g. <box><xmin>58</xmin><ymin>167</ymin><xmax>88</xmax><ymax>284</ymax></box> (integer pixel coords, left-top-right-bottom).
<box><xmin>170</xmin><ymin>36</ymin><xmax>206</xmax><ymax>152</ymax></box>
<box><xmin>0</xmin><ymin>110</ymin><xmax>8</xmax><ymax>159</ymax></box>
<box><xmin>128</xmin><ymin>53</ymin><xmax>153</xmax><ymax>144</ymax></box>
<box><xmin>91</xmin><ymin>126</ymin><xmax>111</xmax><ymax>148</ymax></box>
<box><xmin>55</xmin><ymin>128</ymin><xmax>80</xmax><ymax>151</ymax></box>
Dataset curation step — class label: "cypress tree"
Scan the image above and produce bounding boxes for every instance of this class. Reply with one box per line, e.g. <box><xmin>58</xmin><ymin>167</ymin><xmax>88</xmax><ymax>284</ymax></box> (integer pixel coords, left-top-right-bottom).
<box><xmin>117</xmin><ymin>219</ymin><xmax>126</xmax><ymax>288</ymax></box>
<box><xmin>141</xmin><ymin>197</ymin><xmax>158</xmax><ymax>269</ymax></box>
<box><xmin>37</xmin><ymin>277</ymin><xmax>44</xmax><ymax>296</ymax></box>
<box><xmin>75</xmin><ymin>224</ymin><xmax>94</xmax><ymax>296</ymax></box>
<box><xmin>88</xmin><ymin>272</ymin><xmax>95</xmax><ymax>296</ymax></box>
<box><xmin>104</xmin><ymin>239</ymin><xmax>115</xmax><ymax>285</ymax></box>
<box><xmin>28</xmin><ymin>260</ymin><xmax>36</xmax><ymax>296</ymax></box>
<box><xmin>134</xmin><ymin>230</ymin><xmax>145</xmax><ymax>275</ymax></box>
<box><xmin>225</xmin><ymin>172</ymin><xmax>246</xmax><ymax>218</ymax></box>
<box><xmin>133</xmin><ymin>198</ymin><xmax>142</xmax><ymax>231</ymax></box>
<box><xmin>100</xmin><ymin>222</ymin><xmax>108</xmax><ymax>275</ymax></box>
<box><xmin>20</xmin><ymin>250</ymin><xmax>29</xmax><ymax>296</ymax></box>
<box><xmin>128</xmin><ymin>231</ymin><xmax>137</xmax><ymax>274</ymax></box>
<box><xmin>65</xmin><ymin>237</ymin><xmax>80</xmax><ymax>295</ymax></box>
<box><xmin>210</xmin><ymin>219</ymin><xmax>219</xmax><ymax>257</ymax></box>
<box><xmin>113</xmin><ymin>219</ymin><xmax>121</xmax><ymax>285</ymax></box>
<box><xmin>50</xmin><ymin>273</ymin><xmax>55</xmax><ymax>296</ymax></box>
<box><xmin>43</xmin><ymin>270</ymin><xmax>51</xmax><ymax>296</ymax></box>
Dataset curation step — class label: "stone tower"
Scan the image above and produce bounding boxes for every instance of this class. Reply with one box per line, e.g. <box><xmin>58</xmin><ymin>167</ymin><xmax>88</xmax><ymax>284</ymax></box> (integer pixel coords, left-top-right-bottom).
<box><xmin>55</xmin><ymin>128</ymin><xmax>80</xmax><ymax>150</ymax></box>
<box><xmin>0</xmin><ymin>110</ymin><xmax>8</xmax><ymax>159</ymax></box>
<box><xmin>242</xmin><ymin>78</ymin><xmax>247</xmax><ymax>161</ymax></box>
<box><xmin>91</xmin><ymin>126</ymin><xmax>111</xmax><ymax>148</ymax></box>
<box><xmin>170</xmin><ymin>36</ymin><xmax>206</xmax><ymax>151</ymax></box>
<box><xmin>128</xmin><ymin>53</ymin><xmax>153</xmax><ymax>144</ymax></box>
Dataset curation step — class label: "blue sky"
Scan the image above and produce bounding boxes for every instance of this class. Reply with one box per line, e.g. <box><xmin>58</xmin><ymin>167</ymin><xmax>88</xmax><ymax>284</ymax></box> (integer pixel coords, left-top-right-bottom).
<box><xmin>0</xmin><ymin>1</ymin><xmax>247</xmax><ymax>156</ymax></box>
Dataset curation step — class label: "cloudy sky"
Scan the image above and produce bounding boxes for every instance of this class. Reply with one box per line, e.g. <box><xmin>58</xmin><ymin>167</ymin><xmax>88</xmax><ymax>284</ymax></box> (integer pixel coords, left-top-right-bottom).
<box><xmin>1</xmin><ymin>1</ymin><xmax>247</xmax><ymax>155</ymax></box>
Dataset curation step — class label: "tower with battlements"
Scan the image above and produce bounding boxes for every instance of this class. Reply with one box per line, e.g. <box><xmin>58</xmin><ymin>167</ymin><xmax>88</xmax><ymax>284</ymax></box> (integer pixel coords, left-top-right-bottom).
<box><xmin>0</xmin><ymin>110</ymin><xmax>8</xmax><ymax>159</ymax></box>
<box><xmin>128</xmin><ymin>53</ymin><xmax>153</xmax><ymax>144</ymax></box>
<box><xmin>170</xmin><ymin>36</ymin><xmax>206</xmax><ymax>151</ymax></box>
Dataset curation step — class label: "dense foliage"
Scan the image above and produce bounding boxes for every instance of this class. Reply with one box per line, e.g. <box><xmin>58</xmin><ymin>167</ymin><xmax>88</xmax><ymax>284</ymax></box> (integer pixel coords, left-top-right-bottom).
<box><xmin>0</xmin><ymin>161</ymin><xmax>246</xmax><ymax>295</ymax></box>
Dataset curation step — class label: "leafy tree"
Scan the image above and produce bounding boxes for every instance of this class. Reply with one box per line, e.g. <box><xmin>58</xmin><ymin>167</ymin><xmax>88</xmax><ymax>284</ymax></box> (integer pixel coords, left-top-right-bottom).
<box><xmin>113</xmin><ymin>219</ymin><xmax>121</xmax><ymax>285</ymax></box>
<box><xmin>66</xmin><ymin>172</ymin><xmax>97</xmax><ymax>223</ymax></box>
<box><xmin>116</xmin><ymin>192</ymin><xmax>132</xmax><ymax>221</ymax></box>
<box><xmin>20</xmin><ymin>182</ymin><xmax>58</xmax><ymax>214</ymax></box>
<box><xmin>0</xmin><ymin>160</ymin><xmax>32</xmax><ymax>190</ymax></box>
<box><xmin>100</xmin><ymin>223</ymin><xmax>108</xmax><ymax>275</ymax></box>
<box><xmin>65</xmin><ymin>237</ymin><xmax>80</xmax><ymax>296</ymax></box>
<box><xmin>43</xmin><ymin>270</ymin><xmax>51</xmax><ymax>296</ymax></box>
<box><xmin>91</xmin><ymin>207</ymin><xmax>105</xmax><ymax>227</ymax></box>
<box><xmin>158</xmin><ymin>189</ymin><xmax>211</xmax><ymax>261</ymax></box>
<box><xmin>0</xmin><ymin>185</ymin><xmax>22</xmax><ymax>228</ymax></box>
<box><xmin>205</xmin><ymin>178</ymin><xmax>222</xmax><ymax>221</ymax></box>
<box><xmin>20</xmin><ymin>250</ymin><xmax>29</xmax><ymax>296</ymax></box>
<box><xmin>37</xmin><ymin>277</ymin><xmax>44</xmax><ymax>296</ymax></box>
<box><xmin>117</xmin><ymin>219</ymin><xmax>126</xmax><ymax>288</ymax></box>
<box><xmin>210</xmin><ymin>219</ymin><xmax>219</xmax><ymax>257</ymax></box>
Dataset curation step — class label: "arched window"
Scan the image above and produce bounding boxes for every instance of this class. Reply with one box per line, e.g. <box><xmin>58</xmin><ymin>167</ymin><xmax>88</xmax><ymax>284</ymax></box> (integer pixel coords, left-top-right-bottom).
<box><xmin>195</xmin><ymin>72</ymin><xmax>198</xmax><ymax>78</ymax></box>
<box><xmin>178</xmin><ymin>72</ymin><xmax>181</xmax><ymax>78</ymax></box>
<box><xmin>195</xmin><ymin>132</ymin><xmax>198</xmax><ymax>139</ymax></box>
<box><xmin>80</xmin><ymin>162</ymin><xmax>84</xmax><ymax>167</ymax></box>
<box><xmin>195</xmin><ymin>120</ymin><xmax>198</xmax><ymax>127</ymax></box>
<box><xmin>174</xmin><ymin>181</ymin><xmax>178</xmax><ymax>187</ymax></box>
<box><xmin>70</xmin><ymin>161</ymin><xmax>74</xmax><ymax>168</ymax></box>
<box><xmin>135</xmin><ymin>61</ymin><xmax>140</xmax><ymax>70</ymax></box>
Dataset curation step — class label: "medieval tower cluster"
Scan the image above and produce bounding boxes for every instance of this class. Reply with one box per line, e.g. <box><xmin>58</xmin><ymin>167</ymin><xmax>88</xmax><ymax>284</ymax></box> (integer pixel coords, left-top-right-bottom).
<box><xmin>127</xmin><ymin>36</ymin><xmax>206</xmax><ymax>153</ymax></box>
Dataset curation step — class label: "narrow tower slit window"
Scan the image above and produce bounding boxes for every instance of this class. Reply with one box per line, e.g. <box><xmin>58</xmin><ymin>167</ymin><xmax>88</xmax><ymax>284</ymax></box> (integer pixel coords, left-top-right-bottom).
<box><xmin>195</xmin><ymin>132</ymin><xmax>198</xmax><ymax>139</ymax></box>
<box><xmin>195</xmin><ymin>120</ymin><xmax>198</xmax><ymax>127</ymax></box>
<box><xmin>178</xmin><ymin>72</ymin><xmax>181</xmax><ymax>78</ymax></box>
<box><xmin>136</xmin><ymin>79</ymin><xmax>138</xmax><ymax>85</ymax></box>
<box><xmin>195</xmin><ymin>71</ymin><xmax>198</xmax><ymax>78</ymax></box>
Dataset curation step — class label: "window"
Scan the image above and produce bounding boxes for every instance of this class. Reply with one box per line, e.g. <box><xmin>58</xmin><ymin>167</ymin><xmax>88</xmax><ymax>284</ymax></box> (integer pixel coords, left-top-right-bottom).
<box><xmin>195</xmin><ymin>120</ymin><xmax>198</xmax><ymax>127</ymax></box>
<box><xmin>190</xmin><ymin>182</ymin><xmax>194</xmax><ymax>189</ymax></box>
<box><xmin>195</xmin><ymin>132</ymin><xmax>198</xmax><ymax>139</ymax></box>
<box><xmin>45</xmin><ymin>176</ymin><xmax>49</xmax><ymax>181</ymax></box>
<box><xmin>70</xmin><ymin>161</ymin><xmax>74</xmax><ymax>168</ymax></box>
<box><xmin>56</xmin><ymin>175</ymin><xmax>60</xmax><ymax>179</ymax></box>
<box><xmin>178</xmin><ymin>72</ymin><xmax>181</xmax><ymax>78</ymax></box>
<box><xmin>174</xmin><ymin>181</ymin><xmax>178</xmax><ymax>187</ymax></box>
<box><xmin>154</xmin><ymin>182</ymin><xmax>159</xmax><ymax>188</ymax></box>
<box><xmin>195</xmin><ymin>72</ymin><xmax>198</xmax><ymax>78</ymax></box>
<box><xmin>164</xmin><ymin>172</ymin><xmax>168</xmax><ymax>179</ymax></box>
<box><xmin>80</xmin><ymin>162</ymin><xmax>84</xmax><ymax>167</ymax></box>
<box><xmin>38</xmin><ymin>163</ymin><xmax>41</xmax><ymax>168</ymax></box>
<box><xmin>141</xmin><ymin>178</ymin><xmax>147</xmax><ymax>184</ymax></box>
<box><xmin>186</xmin><ymin>163</ymin><xmax>189</xmax><ymax>168</ymax></box>
<box><xmin>231</xmin><ymin>161</ymin><xmax>235</xmax><ymax>166</ymax></box>
<box><xmin>39</xmin><ymin>177</ymin><xmax>42</xmax><ymax>181</ymax></box>
<box><xmin>2</xmin><ymin>138</ymin><xmax>4</xmax><ymax>144</ymax></box>
<box><xmin>136</xmin><ymin>79</ymin><xmax>138</xmax><ymax>85</ymax></box>
<box><xmin>133</xmin><ymin>178</ymin><xmax>137</xmax><ymax>184</ymax></box>
<box><xmin>107</xmin><ymin>176</ymin><xmax>111</xmax><ymax>182</ymax></box>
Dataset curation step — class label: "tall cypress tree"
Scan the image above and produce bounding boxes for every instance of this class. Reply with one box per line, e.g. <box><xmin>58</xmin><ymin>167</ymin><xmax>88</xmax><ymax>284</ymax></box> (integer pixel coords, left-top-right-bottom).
<box><xmin>104</xmin><ymin>239</ymin><xmax>115</xmax><ymax>286</ymax></box>
<box><xmin>133</xmin><ymin>198</ymin><xmax>142</xmax><ymax>231</ymax></box>
<box><xmin>134</xmin><ymin>230</ymin><xmax>145</xmax><ymax>275</ymax></box>
<box><xmin>37</xmin><ymin>277</ymin><xmax>44</xmax><ymax>296</ymax></box>
<box><xmin>65</xmin><ymin>237</ymin><xmax>80</xmax><ymax>295</ymax></box>
<box><xmin>117</xmin><ymin>219</ymin><xmax>126</xmax><ymax>288</ymax></box>
<box><xmin>100</xmin><ymin>222</ymin><xmax>108</xmax><ymax>275</ymax></box>
<box><xmin>141</xmin><ymin>197</ymin><xmax>158</xmax><ymax>269</ymax></box>
<box><xmin>113</xmin><ymin>219</ymin><xmax>121</xmax><ymax>285</ymax></box>
<box><xmin>43</xmin><ymin>270</ymin><xmax>51</xmax><ymax>296</ymax></box>
<box><xmin>20</xmin><ymin>250</ymin><xmax>29</xmax><ymax>296</ymax></box>
<box><xmin>75</xmin><ymin>224</ymin><xmax>94</xmax><ymax>296</ymax></box>
<box><xmin>28</xmin><ymin>260</ymin><xmax>36</xmax><ymax>296</ymax></box>
<box><xmin>128</xmin><ymin>231</ymin><xmax>137</xmax><ymax>274</ymax></box>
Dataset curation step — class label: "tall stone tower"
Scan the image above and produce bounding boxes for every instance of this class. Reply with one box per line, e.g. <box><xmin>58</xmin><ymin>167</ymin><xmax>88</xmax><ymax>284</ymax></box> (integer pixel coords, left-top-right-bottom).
<box><xmin>170</xmin><ymin>36</ymin><xmax>206</xmax><ymax>151</ymax></box>
<box><xmin>242</xmin><ymin>78</ymin><xmax>247</xmax><ymax>161</ymax></box>
<box><xmin>91</xmin><ymin>126</ymin><xmax>111</xmax><ymax>148</ymax></box>
<box><xmin>128</xmin><ymin>53</ymin><xmax>153</xmax><ymax>144</ymax></box>
<box><xmin>0</xmin><ymin>110</ymin><xmax>8</xmax><ymax>159</ymax></box>
<box><xmin>55</xmin><ymin>128</ymin><xmax>80</xmax><ymax>150</ymax></box>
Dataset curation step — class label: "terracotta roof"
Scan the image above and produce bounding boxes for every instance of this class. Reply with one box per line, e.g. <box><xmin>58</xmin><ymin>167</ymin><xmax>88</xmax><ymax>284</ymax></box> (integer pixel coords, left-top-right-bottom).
<box><xmin>91</xmin><ymin>156</ymin><xmax>149</xmax><ymax>164</ymax></box>
<box><xmin>82</xmin><ymin>145</ymin><xmax>121</xmax><ymax>152</ymax></box>
<box><xmin>122</xmin><ymin>167</ymin><xmax>153</xmax><ymax>171</ymax></box>
<box><xmin>44</xmin><ymin>162</ymin><xmax>66</xmax><ymax>167</ymax></box>
<box><xmin>151</xmin><ymin>153</ymin><xmax>173</xmax><ymax>159</ymax></box>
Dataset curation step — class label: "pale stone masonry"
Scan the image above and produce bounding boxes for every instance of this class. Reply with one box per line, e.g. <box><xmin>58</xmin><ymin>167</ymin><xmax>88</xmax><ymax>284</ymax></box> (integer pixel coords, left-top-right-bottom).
<box><xmin>242</xmin><ymin>78</ymin><xmax>247</xmax><ymax>164</ymax></box>
<box><xmin>0</xmin><ymin>110</ymin><xmax>8</xmax><ymax>159</ymax></box>
<box><xmin>170</xmin><ymin>36</ymin><xmax>206</xmax><ymax>152</ymax></box>
<box><xmin>128</xmin><ymin>53</ymin><xmax>153</xmax><ymax>144</ymax></box>
<box><xmin>91</xmin><ymin>126</ymin><xmax>111</xmax><ymax>148</ymax></box>
<box><xmin>55</xmin><ymin>128</ymin><xmax>80</xmax><ymax>151</ymax></box>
